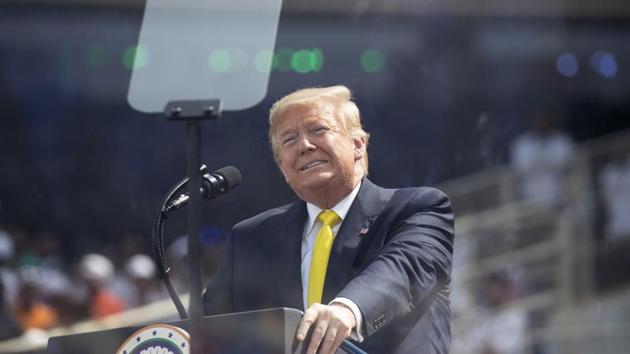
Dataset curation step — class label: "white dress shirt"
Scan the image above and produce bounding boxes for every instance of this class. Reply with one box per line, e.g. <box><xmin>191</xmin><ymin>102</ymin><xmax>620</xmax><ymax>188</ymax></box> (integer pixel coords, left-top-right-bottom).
<box><xmin>301</xmin><ymin>181</ymin><xmax>365</xmax><ymax>341</ymax></box>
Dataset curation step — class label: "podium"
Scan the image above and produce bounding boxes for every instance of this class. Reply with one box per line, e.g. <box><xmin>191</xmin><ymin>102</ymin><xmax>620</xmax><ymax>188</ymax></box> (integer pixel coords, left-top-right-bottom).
<box><xmin>47</xmin><ymin>308</ymin><xmax>354</xmax><ymax>354</ymax></box>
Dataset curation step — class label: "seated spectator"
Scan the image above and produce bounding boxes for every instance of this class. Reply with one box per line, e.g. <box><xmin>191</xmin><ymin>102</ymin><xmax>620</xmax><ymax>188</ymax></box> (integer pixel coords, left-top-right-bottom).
<box><xmin>0</xmin><ymin>229</ymin><xmax>19</xmax><ymax>311</ymax></box>
<box><xmin>598</xmin><ymin>149</ymin><xmax>630</xmax><ymax>241</ymax></box>
<box><xmin>17</xmin><ymin>231</ymin><xmax>72</xmax><ymax>304</ymax></box>
<box><xmin>595</xmin><ymin>149</ymin><xmax>630</xmax><ymax>290</ymax></box>
<box><xmin>79</xmin><ymin>253</ymin><xmax>126</xmax><ymax>319</ymax></box>
<box><xmin>13</xmin><ymin>282</ymin><xmax>59</xmax><ymax>331</ymax></box>
<box><xmin>452</xmin><ymin>273</ymin><xmax>528</xmax><ymax>354</ymax></box>
<box><xmin>510</xmin><ymin>109</ymin><xmax>574</xmax><ymax>207</ymax></box>
<box><xmin>110</xmin><ymin>253</ymin><xmax>166</xmax><ymax>308</ymax></box>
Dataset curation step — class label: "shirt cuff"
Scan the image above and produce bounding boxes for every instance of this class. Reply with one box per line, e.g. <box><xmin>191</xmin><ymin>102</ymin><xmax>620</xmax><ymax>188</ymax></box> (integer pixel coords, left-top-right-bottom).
<box><xmin>330</xmin><ymin>297</ymin><xmax>364</xmax><ymax>342</ymax></box>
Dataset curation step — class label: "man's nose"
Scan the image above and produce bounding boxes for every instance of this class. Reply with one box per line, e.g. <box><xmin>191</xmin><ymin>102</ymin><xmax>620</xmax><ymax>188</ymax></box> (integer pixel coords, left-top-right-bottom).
<box><xmin>298</xmin><ymin>137</ymin><xmax>316</xmax><ymax>155</ymax></box>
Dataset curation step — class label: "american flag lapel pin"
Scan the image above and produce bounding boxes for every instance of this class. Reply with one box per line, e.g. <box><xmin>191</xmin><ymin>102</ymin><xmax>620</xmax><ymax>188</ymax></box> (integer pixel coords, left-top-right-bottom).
<box><xmin>359</xmin><ymin>219</ymin><xmax>374</xmax><ymax>237</ymax></box>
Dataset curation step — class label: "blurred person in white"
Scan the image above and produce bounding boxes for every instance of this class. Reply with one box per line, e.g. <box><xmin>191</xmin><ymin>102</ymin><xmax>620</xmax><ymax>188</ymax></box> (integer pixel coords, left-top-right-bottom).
<box><xmin>596</xmin><ymin>148</ymin><xmax>630</xmax><ymax>290</ymax></box>
<box><xmin>598</xmin><ymin>149</ymin><xmax>630</xmax><ymax>241</ymax></box>
<box><xmin>78</xmin><ymin>253</ymin><xmax>126</xmax><ymax>319</ymax></box>
<box><xmin>19</xmin><ymin>232</ymin><xmax>73</xmax><ymax>300</ymax></box>
<box><xmin>510</xmin><ymin>109</ymin><xmax>575</xmax><ymax>207</ymax></box>
<box><xmin>0</xmin><ymin>229</ymin><xmax>19</xmax><ymax>311</ymax></box>
<box><xmin>452</xmin><ymin>273</ymin><xmax>528</xmax><ymax>354</ymax></box>
<box><xmin>0</xmin><ymin>274</ymin><xmax>22</xmax><ymax>340</ymax></box>
<box><xmin>110</xmin><ymin>254</ymin><xmax>166</xmax><ymax>308</ymax></box>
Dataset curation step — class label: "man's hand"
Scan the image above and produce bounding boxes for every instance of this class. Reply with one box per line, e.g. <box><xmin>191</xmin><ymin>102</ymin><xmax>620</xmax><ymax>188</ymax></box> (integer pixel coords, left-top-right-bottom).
<box><xmin>296</xmin><ymin>303</ymin><xmax>356</xmax><ymax>354</ymax></box>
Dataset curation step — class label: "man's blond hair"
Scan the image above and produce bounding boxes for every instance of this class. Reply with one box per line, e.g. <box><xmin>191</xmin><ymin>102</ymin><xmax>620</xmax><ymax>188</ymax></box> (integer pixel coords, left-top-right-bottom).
<box><xmin>268</xmin><ymin>85</ymin><xmax>370</xmax><ymax>172</ymax></box>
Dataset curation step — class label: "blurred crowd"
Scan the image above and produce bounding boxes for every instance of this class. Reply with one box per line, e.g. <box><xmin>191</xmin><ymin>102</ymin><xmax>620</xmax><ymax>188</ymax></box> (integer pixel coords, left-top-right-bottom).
<box><xmin>510</xmin><ymin>108</ymin><xmax>630</xmax><ymax>292</ymax></box>
<box><xmin>452</xmin><ymin>109</ymin><xmax>630</xmax><ymax>354</ymax></box>
<box><xmin>0</xmin><ymin>229</ymin><xmax>169</xmax><ymax>341</ymax></box>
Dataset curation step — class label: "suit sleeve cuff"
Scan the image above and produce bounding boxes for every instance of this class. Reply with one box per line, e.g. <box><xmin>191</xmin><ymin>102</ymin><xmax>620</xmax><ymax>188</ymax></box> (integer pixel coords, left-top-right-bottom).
<box><xmin>330</xmin><ymin>297</ymin><xmax>365</xmax><ymax>342</ymax></box>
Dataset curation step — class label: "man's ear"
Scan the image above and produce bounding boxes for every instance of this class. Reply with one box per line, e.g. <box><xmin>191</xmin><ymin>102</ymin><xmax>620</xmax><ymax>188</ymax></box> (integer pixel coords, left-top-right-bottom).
<box><xmin>353</xmin><ymin>136</ymin><xmax>366</xmax><ymax>160</ymax></box>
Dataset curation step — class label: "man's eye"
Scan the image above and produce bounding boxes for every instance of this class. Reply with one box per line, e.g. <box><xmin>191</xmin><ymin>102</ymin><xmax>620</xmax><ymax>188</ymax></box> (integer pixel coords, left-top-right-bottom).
<box><xmin>313</xmin><ymin>127</ymin><xmax>328</xmax><ymax>133</ymax></box>
<box><xmin>283</xmin><ymin>137</ymin><xmax>296</xmax><ymax>146</ymax></box>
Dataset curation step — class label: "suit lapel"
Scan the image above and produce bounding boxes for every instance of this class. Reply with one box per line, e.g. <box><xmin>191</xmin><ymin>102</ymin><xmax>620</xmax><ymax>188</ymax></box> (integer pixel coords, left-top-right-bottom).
<box><xmin>274</xmin><ymin>202</ymin><xmax>307</xmax><ymax>310</ymax></box>
<box><xmin>323</xmin><ymin>179</ymin><xmax>387</xmax><ymax>303</ymax></box>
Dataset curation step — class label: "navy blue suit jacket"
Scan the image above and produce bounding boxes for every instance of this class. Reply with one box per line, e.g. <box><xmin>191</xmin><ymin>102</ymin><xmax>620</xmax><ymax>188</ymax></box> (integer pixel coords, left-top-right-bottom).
<box><xmin>203</xmin><ymin>179</ymin><xmax>454</xmax><ymax>354</ymax></box>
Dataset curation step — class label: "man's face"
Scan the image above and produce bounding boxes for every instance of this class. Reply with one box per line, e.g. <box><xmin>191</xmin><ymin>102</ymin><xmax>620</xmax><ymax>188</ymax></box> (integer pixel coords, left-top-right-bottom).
<box><xmin>273</xmin><ymin>102</ymin><xmax>365</xmax><ymax>204</ymax></box>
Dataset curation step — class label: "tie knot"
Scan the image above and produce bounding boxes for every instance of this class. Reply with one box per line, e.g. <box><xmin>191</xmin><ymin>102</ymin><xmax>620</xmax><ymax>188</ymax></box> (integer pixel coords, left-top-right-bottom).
<box><xmin>317</xmin><ymin>210</ymin><xmax>341</xmax><ymax>227</ymax></box>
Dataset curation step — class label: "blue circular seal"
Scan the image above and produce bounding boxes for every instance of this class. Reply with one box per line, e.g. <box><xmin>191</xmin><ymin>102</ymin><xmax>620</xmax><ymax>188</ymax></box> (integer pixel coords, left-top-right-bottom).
<box><xmin>116</xmin><ymin>324</ymin><xmax>190</xmax><ymax>354</ymax></box>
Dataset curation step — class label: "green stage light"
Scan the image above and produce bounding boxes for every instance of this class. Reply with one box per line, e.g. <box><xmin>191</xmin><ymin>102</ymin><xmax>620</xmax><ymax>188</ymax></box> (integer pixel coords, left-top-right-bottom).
<box><xmin>254</xmin><ymin>49</ymin><xmax>274</xmax><ymax>73</ymax></box>
<box><xmin>274</xmin><ymin>48</ymin><xmax>294</xmax><ymax>72</ymax></box>
<box><xmin>360</xmin><ymin>49</ymin><xmax>385</xmax><ymax>73</ymax></box>
<box><xmin>310</xmin><ymin>48</ymin><xmax>324</xmax><ymax>72</ymax></box>
<box><xmin>272</xmin><ymin>48</ymin><xmax>323</xmax><ymax>73</ymax></box>
<box><xmin>291</xmin><ymin>49</ymin><xmax>312</xmax><ymax>74</ymax></box>
<box><xmin>208</xmin><ymin>49</ymin><xmax>232</xmax><ymax>73</ymax></box>
<box><xmin>123</xmin><ymin>45</ymin><xmax>149</xmax><ymax>70</ymax></box>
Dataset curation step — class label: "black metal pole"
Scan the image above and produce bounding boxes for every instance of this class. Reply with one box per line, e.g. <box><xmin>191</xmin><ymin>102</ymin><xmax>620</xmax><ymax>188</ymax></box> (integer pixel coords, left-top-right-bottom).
<box><xmin>164</xmin><ymin>99</ymin><xmax>221</xmax><ymax>353</ymax></box>
<box><xmin>186</xmin><ymin>121</ymin><xmax>203</xmax><ymax>354</ymax></box>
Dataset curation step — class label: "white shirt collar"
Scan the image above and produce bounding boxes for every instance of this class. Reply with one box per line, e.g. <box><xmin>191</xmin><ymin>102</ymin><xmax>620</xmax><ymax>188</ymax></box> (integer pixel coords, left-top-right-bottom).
<box><xmin>303</xmin><ymin>181</ymin><xmax>362</xmax><ymax>239</ymax></box>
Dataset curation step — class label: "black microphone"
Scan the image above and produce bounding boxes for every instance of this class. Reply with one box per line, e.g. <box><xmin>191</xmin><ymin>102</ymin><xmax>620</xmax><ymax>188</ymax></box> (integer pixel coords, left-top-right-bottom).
<box><xmin>164</xmin><ymin>166</ymin><xmax>241</xmax><ymax>212</ymax></box>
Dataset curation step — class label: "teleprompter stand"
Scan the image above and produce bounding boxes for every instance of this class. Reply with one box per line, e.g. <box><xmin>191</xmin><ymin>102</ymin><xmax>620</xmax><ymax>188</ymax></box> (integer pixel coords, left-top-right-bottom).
<box><xmin>164</xmin><ymin>99</ymin><xmax>222</xmax><ymax>354</ymax></box>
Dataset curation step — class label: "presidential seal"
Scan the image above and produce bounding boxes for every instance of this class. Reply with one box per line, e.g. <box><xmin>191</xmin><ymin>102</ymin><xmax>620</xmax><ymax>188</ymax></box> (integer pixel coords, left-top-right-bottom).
<box><xmin>116</xmin><ymin>324</ymin><xmax>190</xmax><ymax>354</ymax></box>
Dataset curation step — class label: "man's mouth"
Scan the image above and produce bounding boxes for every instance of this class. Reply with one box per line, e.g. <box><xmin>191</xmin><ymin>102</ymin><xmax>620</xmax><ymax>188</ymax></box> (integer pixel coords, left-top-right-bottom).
<box><xmin>300</xmin><ymin>160</ymin><xmax>327</xmax><ymax>171</ymax></box>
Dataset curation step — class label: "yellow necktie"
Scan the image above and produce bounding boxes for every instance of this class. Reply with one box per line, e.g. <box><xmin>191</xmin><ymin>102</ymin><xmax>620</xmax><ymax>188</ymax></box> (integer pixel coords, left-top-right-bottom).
<box><xmin>308</xmin><ymin>210</ymin><xmax>341</xmax><ymax>307</ymax></box>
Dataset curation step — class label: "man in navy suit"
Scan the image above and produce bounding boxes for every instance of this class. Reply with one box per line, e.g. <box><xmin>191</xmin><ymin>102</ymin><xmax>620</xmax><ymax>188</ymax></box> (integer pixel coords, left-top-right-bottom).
<box><xmin>203</xmin><ymin>85</ymin><xmax>454</xmax><ymax>354</ymax></box>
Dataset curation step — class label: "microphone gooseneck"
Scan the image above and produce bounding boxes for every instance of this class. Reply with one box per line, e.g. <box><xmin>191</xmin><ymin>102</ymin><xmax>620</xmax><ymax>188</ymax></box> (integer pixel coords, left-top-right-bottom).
<box><xmin>151</xmin><ymin>165</ymin><xmax>241</xmax><ymax>320</ymax></box>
